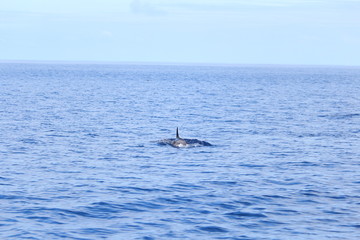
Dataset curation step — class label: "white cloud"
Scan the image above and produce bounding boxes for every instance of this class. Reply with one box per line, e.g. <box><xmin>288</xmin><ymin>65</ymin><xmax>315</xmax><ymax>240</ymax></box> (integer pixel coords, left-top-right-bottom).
<box><xmin>130</xmin><ymin>0</ymin><xmax>167</xmax><ymax>15</ymax></box>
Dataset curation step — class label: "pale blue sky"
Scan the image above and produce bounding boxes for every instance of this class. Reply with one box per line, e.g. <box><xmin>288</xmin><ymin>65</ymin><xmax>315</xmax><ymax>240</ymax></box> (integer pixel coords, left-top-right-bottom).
<box><xmin>1</xmin><ymin>0</ymin><xmax>359</xmax><ymax>65</ymax></box>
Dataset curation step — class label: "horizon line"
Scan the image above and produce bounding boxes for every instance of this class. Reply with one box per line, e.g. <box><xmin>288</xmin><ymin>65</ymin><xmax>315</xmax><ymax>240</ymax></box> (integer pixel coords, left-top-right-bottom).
<box><xmin>0</xmin><ymin>59</ymin><xmax>359</xmax><ymax>68</ymax></box>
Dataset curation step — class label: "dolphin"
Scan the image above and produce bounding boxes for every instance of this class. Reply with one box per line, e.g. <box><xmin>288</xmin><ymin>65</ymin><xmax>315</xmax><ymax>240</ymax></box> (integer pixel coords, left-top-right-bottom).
<box><xmin>158</xmin><ymin>128</ymin><xmax>212</xmax><ymax>148</ymax></box>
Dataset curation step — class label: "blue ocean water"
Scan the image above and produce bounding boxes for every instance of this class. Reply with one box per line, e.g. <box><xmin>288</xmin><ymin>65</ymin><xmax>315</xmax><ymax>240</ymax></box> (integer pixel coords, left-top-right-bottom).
<box><xmin>0</xmin><ymin>62</ymin><xmax>359</xmax><ymax>240</ymax></box>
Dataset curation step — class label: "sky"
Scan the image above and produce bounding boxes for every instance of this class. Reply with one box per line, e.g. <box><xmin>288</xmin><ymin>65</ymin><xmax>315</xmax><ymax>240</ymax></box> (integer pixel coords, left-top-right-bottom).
<box><xmin>0</xmin><ymin>0</ymin><xmax>359</xmax><ymax>65</ymax></box>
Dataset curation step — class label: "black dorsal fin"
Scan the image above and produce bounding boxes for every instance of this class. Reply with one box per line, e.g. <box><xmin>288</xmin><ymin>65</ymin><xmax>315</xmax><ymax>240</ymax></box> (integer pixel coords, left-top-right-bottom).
<box><xmin>176</xmin><ymin>127</ymin><xmax>180</xmax><ymax>138</ymax></box>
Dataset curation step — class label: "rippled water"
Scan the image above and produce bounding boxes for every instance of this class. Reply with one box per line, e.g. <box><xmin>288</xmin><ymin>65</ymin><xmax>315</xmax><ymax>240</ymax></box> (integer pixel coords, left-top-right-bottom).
<box><xmin>1</xmin><ymin>63</ymin><xmax>360</xmax><ymax>239</ymax></box>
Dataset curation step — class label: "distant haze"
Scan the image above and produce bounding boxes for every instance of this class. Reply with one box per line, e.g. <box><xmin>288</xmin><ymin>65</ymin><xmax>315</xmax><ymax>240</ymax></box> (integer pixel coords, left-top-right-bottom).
<box><xmin>1</xmin><ymin>0</ymin><xmax>359</xmax><ymax>66</ymax></box>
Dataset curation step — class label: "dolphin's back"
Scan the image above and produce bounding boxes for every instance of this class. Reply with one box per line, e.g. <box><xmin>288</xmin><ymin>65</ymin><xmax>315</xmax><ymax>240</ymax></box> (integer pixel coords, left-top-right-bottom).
<box><xmin>157</xmin><ymin>138</ymin><xmax>212</xmax><ymax>148</ymax></box>
<box><xmin>157</xmin><ymin>128</ymin><xmax>212</xmax><ymax>148</ymax></box>
<box><xmin>184</xmin><ymin>138</ymin><xmax>212</xmax><ymax>146</ymax></box>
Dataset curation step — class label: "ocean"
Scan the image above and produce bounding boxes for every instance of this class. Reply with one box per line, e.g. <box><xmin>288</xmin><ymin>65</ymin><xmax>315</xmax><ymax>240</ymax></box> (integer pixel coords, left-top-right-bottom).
<box><xmin>0</xmin><ymin>62</ymin><xmax>359</xmax><ymax>239</ymax></box>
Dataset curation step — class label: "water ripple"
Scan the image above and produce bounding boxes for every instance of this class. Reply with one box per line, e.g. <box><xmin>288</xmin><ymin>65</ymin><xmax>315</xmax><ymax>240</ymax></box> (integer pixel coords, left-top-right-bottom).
<box><xmin>1</xmin><ymin>63</ymin><xmax>360</xmax><ymax>240</ymax></box>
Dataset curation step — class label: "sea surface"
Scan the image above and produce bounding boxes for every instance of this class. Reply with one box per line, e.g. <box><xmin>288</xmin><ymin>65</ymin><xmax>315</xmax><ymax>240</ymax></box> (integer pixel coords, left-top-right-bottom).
<box><xmin>0</xmin><ymin>62</ymin><xmax>359</xmax><ymax>240</ymax></box>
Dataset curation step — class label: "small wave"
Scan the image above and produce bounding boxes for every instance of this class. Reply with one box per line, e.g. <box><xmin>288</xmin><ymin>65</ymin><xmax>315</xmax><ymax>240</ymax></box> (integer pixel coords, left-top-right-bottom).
<box><xmin>266</xmin><ymin>179</ymin><xmax>301</xmax><ymax>186</ymax></box>
<box><xmin>225</xmin><ymin>211</ymin><xmax>267</xmax><ymax>219</ymax></box>
<box><xmin>0</xmin><ymin>194</ymin><xmax>22</xmax><ymax>200</ymax></box>
<box><xmin>323</xmin><ymin>210</ymin><xmax>347</xmax><ymax>215</ymax></box>
<box><xmin>239</xmin><ymin>164</ymin><xmax>267</xmax><ymax>168</ymax></box>
<box><xmin>210</xmin><ymin>203</ymin><xmax>237</xmax><ymax>210</ymax></box>
<box><xmin>126</xmin><ymin>186</ymin><xmax>168</xmax><ymax>193</ymax></box>
<box><xmin>84</xmin><ymin>133</ymin><xmax>99</xmax><ymax>138</ymax></box>
<box><xmin>85</xmin><ymin>202</ymin><xmax>123</xmax><ymax>217</ymax></box>
<box><xmin>297</xmin><ymin>132</ymin><xmax>347</xmax><ymax>138</ymax></box>
<box><xmin>19</xmin><ymin>207</ymin><xmax>95</xmax><ymax>219</ymax></box>
<box><xmin>273</xmin><ymin>209</ymin><xmax>299</xmax><ymax>216</ymax></box>
<box><xmin>203</xmin><ymin>180</ymin><xmax>238</xmax><ymax>186</ymax></box>
<box><xmin>263</xmin><ymin>194</ymin><xmax>290</xmax><ymax>199</ymax></box>
<box><xmin>300</xmin><ymin>190</ymin><xmax>321</xmax><ymax>197</ymax></box>
<box><xmin>170</xmin><ymin>182</ymin><xmax>207</xmax><ymax>191</ymax></box>
<box><xmin>19</xmin><ymin>138</ymin><xmax>42</xmax><ymax>145</ymax></box>
<box><xmin>198</xmin><ymin>226</ymin><xmax>228</xmax><ymax>233</ymax></box>
<box><xmin>345</xmin><ymin>224</ymin><xmax>360</xmax><ymax>228</ymax></box>
<box><xmin>27</xmin><ymin>216</ymin><xmax>63</xmax><ymax>224</ymax></box>
<box><xmin>156</xmin><ymin>196</ymin><xmax>195</xmax><ymax>205</ymax></box>
<box><xmin>124</xmin><ymin>201</ymin><xmax>165</xmax><ymax>211</ymax></box>
<box><xmin>318</xmin><ymin>113</ymin><xmax>360</xmax><ymax>120</ymax></box>
<box><xmin>78</xmin><ymin>227</ymin><xmax>118</xmax><ymax>236</ymax></box>
<box><xmin>259</xmin><ymin>220</ymin><xmax>286</xmax><ymax>226</ymax></box>
<box><xmin>0</xmin><ymin>194</ymin><xmax>48</xmax><ymax>201</ymax></box>
<box><xmin>292</xmin><ymin>161</ymin><xmax>319</xmax><ymax>167</ymax></box>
